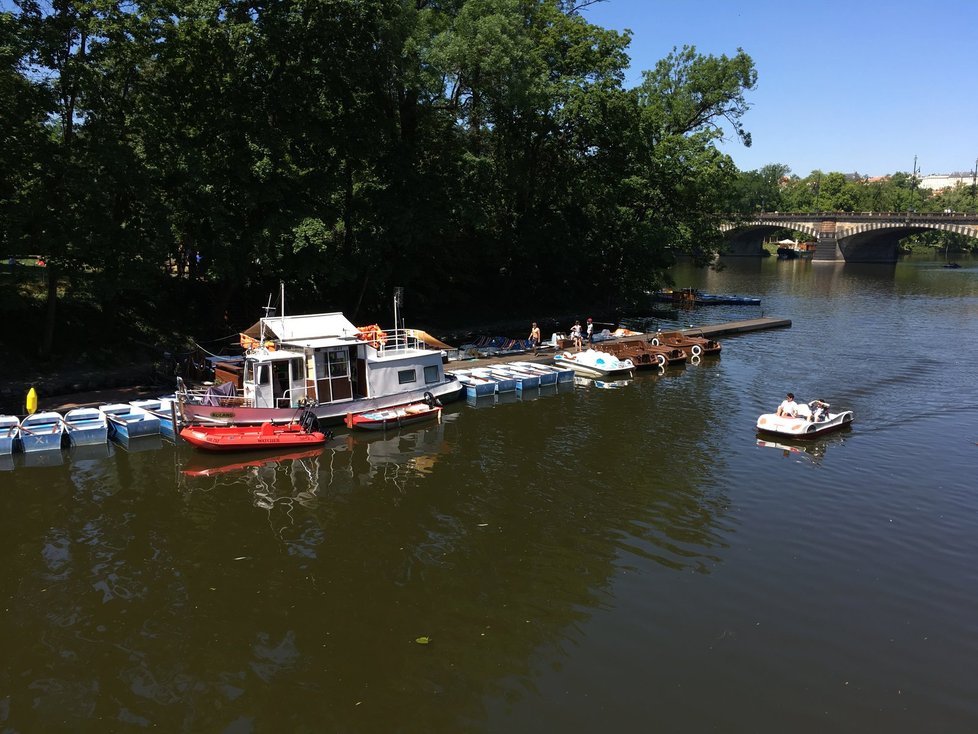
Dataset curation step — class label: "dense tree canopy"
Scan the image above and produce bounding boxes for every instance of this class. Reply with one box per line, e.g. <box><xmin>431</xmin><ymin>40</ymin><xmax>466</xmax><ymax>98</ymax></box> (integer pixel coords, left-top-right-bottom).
<box><xmin>3</xmin><ymin>0</ymin><xmax>764</xmax><ymax>360</ymax></box>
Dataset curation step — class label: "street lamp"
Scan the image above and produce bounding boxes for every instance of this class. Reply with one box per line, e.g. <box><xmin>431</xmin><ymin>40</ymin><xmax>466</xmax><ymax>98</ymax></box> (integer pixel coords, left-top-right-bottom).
<box><xmin>972</xmin><ymin>157</ymin><xmax>977</xmax><ymax>214</ymax></box>
<box><xmin>908</xmin><ymin>155</ymin><xmax>919</xmax><ymax>214</ymax></box>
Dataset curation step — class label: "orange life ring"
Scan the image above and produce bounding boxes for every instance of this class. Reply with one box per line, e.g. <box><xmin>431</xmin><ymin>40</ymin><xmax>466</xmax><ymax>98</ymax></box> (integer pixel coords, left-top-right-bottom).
<box><xmin>357</xmin><ymin>324</ymin><xmax>388</xmax><ymax>349</ymax></box>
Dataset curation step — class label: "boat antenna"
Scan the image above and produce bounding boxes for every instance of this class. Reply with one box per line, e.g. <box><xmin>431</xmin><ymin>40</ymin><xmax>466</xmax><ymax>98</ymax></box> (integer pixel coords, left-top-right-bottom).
<box><xmin>394</xmin><ymin>286</ymin><xmax>403</xmax><ymax>332</ymax></box>
<box><xmin>260</xmin><ymin>292</ymin><xmax>275</xmax><ymax>342</ymax></box>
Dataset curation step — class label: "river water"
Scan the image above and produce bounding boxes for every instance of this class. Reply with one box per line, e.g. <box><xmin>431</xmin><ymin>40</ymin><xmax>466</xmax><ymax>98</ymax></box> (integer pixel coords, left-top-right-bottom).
<box><xmin>2</xmin><ymin>255</ymin><xmax>977</xmax><ymax>733</ymax></box>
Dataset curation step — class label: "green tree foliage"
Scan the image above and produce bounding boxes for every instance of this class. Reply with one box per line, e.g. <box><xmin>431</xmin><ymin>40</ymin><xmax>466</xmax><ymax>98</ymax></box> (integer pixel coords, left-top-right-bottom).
<box><xmin>1</xmin><ymin>0</ymin><xmax>763</xmax><ymax>362</ymax></box>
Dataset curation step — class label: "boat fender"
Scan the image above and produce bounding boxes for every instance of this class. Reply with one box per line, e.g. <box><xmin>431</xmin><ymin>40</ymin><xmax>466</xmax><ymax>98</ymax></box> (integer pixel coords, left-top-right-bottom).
<box><xmin>691</xmin><ymin>344</ymin><xmax>703</xmax><ymax>357</ymax></box>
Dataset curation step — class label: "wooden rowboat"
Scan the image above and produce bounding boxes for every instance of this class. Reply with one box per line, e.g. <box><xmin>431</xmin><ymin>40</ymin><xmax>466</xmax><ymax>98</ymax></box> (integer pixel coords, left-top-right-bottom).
<box><xmin>345</xmin><ymin>401</ymin><xmax>442</xmax><ymax>431</ymax></box>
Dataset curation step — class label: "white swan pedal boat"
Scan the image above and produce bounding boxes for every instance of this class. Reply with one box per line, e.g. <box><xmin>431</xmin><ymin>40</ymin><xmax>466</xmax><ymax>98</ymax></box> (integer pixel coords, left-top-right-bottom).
<box><xmin>553</xmin><ymin>349</ymin><xmax>634</xmax><ymax>379</ymax></box>
<box><xmin>756</xmin><ymin>400</ymin><xmax>853</xmax><ymax>438</ymax></box>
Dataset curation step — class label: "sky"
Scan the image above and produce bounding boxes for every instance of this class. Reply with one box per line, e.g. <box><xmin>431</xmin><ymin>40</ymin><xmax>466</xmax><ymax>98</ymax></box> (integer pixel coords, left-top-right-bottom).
<box><xmin>582</xmin><ymin>0</ymin><xmax>978</xmax><ymax>177</ymax></box>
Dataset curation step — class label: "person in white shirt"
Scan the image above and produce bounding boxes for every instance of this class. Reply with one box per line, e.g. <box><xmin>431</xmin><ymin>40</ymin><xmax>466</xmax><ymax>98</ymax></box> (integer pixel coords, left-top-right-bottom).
<box><xmin>776</xmin><ymin>392</ymin><xmax>799</xmax><ymax>417</ymax></box>
<box><xmin>570</xmin><ymin>321</ymin><xmax>583</xmax><ymax>352</ymax></box>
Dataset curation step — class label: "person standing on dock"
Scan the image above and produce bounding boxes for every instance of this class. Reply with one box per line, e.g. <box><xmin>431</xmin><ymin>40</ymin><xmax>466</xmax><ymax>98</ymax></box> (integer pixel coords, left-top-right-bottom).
<box><xmin>586</xmin><ymin>318</ymin><xmax>594</xmax><ymax>346</ymax></box>
<box><xmin>570</xmin><ymin>320</ymin><xmax>583</xmax><ymax>351</ymax></box>
<box><xmin>529</xmin><ymin>322</ymin><xmax>541</xmax><ymax>354</ymax></box>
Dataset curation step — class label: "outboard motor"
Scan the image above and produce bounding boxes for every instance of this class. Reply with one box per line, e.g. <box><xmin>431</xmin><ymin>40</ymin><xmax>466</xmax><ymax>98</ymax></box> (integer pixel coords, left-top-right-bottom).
<box><xmin>299</xmin><ymin>409</ymin><xmax>319</xmax><ymax>434</ymax></box>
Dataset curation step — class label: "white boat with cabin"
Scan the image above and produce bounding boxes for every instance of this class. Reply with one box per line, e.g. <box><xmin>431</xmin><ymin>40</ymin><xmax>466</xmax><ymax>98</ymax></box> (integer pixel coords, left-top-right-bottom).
<box><xmin>178</xmin><ymin>310</ymin><xmax>464</xmax><ymax>426</ymax></box>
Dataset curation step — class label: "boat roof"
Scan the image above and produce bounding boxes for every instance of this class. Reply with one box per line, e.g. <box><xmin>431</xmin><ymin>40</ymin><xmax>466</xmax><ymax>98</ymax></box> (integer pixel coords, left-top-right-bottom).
<box><xmin>243</xmin><ymin>312</ymin><xmax>360</xmax><ymax>344</ymax></box>
<box><xmin>245</xmin><ymin>348</ymin><xmax>307</xmax><ymax>361</ymax></box>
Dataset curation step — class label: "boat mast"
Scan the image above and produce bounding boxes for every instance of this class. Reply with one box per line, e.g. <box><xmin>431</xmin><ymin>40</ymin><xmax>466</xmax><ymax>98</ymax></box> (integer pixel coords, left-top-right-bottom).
<box><xmin>394</xmin><ymin>286</ymin><xmax>403</xmax><ymax>331</ymax></box>
<box><xmin>280</xmin><ymin>280</ymin><xmax>286</xmax><ymax>333</ymax></box>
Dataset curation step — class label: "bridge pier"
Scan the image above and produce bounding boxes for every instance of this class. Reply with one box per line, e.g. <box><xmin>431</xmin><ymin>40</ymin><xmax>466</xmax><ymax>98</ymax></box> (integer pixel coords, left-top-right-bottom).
<box><xmin>810</xmin><ymin>219</ymin><xmax>841</xmax><ymax>261</ymax></box>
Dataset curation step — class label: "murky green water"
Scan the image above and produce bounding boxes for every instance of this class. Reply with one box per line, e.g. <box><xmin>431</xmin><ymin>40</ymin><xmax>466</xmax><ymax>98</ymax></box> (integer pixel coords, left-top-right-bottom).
<box><xmin>2</xmin><ymin>255</ymin><xmax>977</xmax><ymax>732</ymax></box>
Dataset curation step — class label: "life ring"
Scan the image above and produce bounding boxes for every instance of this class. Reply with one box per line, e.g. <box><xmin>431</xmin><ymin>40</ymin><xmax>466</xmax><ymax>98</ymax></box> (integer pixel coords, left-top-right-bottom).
<box><xmin>651</xmin><ymin>337</ymin><xmax>660</xmax><ymax>346</ymax></box>
<box><xmin>690</xmin><ymin>344</ymin><xmax>702</xmax><ymax>356</ymax></box>
<box><xmin>656</xmin><ymin>353</ymin><xmax>667</xmax><ymax>367</ymax></box>
<box><xmin>357</xmin><ymin>324</ymin><xmax>388</xmax><ymax>349</ymax></box>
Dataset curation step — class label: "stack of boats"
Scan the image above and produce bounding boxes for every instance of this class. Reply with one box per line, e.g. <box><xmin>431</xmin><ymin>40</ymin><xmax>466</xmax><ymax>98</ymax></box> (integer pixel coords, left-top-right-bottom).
<box><xmin>0</xmin><ymin>397</ymin><xmax>179</xmax><ymax>460</ymax></box>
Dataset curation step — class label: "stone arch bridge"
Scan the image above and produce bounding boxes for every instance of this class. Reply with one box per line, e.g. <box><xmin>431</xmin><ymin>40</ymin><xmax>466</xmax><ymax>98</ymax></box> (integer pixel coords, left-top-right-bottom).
<box><xmin>720</xmin><ymin>212</ymin><xmax>978</xmax><ymax>262</ymax></box>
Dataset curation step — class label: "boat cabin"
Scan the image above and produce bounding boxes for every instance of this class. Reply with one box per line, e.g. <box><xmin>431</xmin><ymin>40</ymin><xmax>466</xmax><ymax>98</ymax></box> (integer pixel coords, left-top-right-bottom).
<box><xmin>239</xmin><ymin>312</ymin><xmax>447</xmax><ymax>409</ymax></box>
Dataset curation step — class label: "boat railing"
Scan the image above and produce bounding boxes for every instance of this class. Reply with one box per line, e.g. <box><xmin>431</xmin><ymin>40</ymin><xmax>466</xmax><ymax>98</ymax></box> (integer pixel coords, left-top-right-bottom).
<box><xmin>374</xmin><ymin>328</ymin><xmax>442</xmax><ymax>357</ymax></box>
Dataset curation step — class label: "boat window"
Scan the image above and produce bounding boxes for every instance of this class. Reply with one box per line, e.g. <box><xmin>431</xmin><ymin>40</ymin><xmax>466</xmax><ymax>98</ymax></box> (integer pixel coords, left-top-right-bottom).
<box><xmin>398</xmin><ymin>369</ymin><xmax>417</xmax><ymax>385</ymax></box>
<box><xmin>291</xmin><ymin>358</ymin><xmax>304</xmax><ymax>381</ymax></box>
<box><xmin>254</xmin><ymin>363</ymin><xmax>270</xmax><ymax>385</ymax></box>
<box><xmin>424</xmin><ymin>365</ymin><xmax>439</xmax><ymax>384</ymax></box>
<box><xmin>327</xmin><ymin>349</ymin><xmax>349</xmax><ymax>378</ymax></box>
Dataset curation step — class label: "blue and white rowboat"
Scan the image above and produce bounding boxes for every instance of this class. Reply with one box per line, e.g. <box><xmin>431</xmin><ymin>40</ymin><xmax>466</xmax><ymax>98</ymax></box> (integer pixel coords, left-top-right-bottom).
<box><xmin>510</xmin><ymin>362</ymin><xmax>559</xmax><ymax>386</ymax></box>
<box><xmin>0</xmin><ymin>415</ymin><xmax>20</xmax><ymax>455</ymax></box>
<box><xmin>64</xmin><ymin>407</ymin><xmax>108</xmax><ymax>447</ymax></box>
<box><xmin>448</xmin><ymin>371</ymin><xmax>498</xmax><ymax>398</ymax></box>
<box><xmin>99</xmin><ymin>403</ymin><xmax>161</xmax><ymax>440</ymax></box>
<box><xmin>129</xmin><ymin>397</ymin><xmax>178</xmax><ymax>439</ymax></box>
<box><xmin>479</xmin><ymin>369</ymin><xmax>519</xmax><ymax>393</ymax></box>
<box><xmin>19</xmin><ymin>411</ymin><xmax>65</xmax><ymax>453</ymax></box>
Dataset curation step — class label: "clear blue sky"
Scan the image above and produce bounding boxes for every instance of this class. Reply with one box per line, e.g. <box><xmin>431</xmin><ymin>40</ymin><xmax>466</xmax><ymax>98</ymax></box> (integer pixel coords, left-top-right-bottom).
<box><xmin>583</xmin><ymin>0</ymin><xmax>978</xmax><ymax>178</ymax></box>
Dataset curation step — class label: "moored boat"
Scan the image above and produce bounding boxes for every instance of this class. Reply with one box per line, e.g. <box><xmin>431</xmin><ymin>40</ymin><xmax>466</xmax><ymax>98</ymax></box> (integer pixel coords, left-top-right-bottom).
<box><xmin>178</xmin><ymin>303</ymin><xmax>463</xmax><ymax>426</ymax></box>
<box><xmin>19</xmin><ymin>411</ymin><xmax>65</xmax><ymax>453</ymax></box>
<box><xmin>345</xmin><ymin>399</ymin><xmax>442</xmax><ymax>431</ymax></box>
<box><xmin>553</xmin><ymin>349</ymin><xmax>634</xmax><ymax>379</ymax></box>
<box><xmin>756</xmin><ymin>399</ymin><xmax>853</xmax><ymax>438</ymax></box>
<box><xmin>448</xmin><ymin>370</ymin><xmax>499</xmax><ymax>398</ymax></box>
<box><xmin>653</xmin><ymin>288</ymin><xmax>761</xmax><ymax>306</ymax></box>
<box><xmin>508</xmin><ymin>361</ymin><xmax>560</xmax><ymax>386</ymax></box>
<box><xmin>99</xmin><ymin>403</ymin><xmax>161</xmax><ymax>440</ymax></box>
<box><xmin>129</xmin><ymin>397</ymin><xmax>179</xmax><ymax>439</ymax></box>
<box><xmin>0</xmin><ymin>415</ymin><xmax>20</xmax><ymax>455</ymax></box>
<box><xmin>475</xmin><ymin>368</ymin><xmax>518</xmax><ymax>393</ymax></box>
<box><xmin>180</xmin><ymin>413</ymin><xmax>329</xmax><ymax>452</ymax></box>
<box><xmin>63</xmin><ymin>407</ymin><xmax>108</xmax><ymax>447</ymax></box>
<box><xmin>493</xmin><ymin>365</ymin><xmax>540</xmax><ymax>390</ymax></box>
<box><xmin>651</xmin><ymin>330</ymin><xmax>721</xmax><ymax>357</ymax></box>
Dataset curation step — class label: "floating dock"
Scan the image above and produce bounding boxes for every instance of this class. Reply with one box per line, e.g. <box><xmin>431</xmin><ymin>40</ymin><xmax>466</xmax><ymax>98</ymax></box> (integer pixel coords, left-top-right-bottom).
<box><xmin>451</xmin><ymin>317</ymin><xmax>791</xmax><ymax>370</ymax></box>
<box><xmin>680</xmin><ymin>317</ymin><xmax>791</xmax><ymax>338</ymax></box>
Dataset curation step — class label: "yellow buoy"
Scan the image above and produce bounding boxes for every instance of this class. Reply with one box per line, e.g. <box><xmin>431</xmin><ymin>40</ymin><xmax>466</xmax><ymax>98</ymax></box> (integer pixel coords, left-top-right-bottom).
<box><xmin>26</xmin><ymin>387</ymin><xmax>37</xmax><ymax>415</ymax></box>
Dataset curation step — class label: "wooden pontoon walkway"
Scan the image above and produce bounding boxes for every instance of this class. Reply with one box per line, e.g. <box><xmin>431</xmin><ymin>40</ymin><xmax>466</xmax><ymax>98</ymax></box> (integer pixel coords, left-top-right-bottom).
<box><xmin>449</xmin><ymin>317</ymin><xmax>790</xmax><ymax>370</ymax></box>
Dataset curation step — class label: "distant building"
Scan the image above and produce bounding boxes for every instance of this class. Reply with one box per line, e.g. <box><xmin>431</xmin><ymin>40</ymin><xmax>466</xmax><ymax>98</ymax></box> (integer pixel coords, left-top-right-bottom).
<box><xmin>919</xmin><ymin>174</ymin><xmax>975</xmax><ymax>191</ymax></box>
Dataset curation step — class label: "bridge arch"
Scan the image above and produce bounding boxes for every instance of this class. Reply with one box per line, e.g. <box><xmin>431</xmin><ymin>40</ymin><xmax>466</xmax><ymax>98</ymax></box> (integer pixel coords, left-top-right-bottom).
<box><xmin>719</xmin><ymin>213</ymin><xmax>978</xmax><ymax>261</ymax></box>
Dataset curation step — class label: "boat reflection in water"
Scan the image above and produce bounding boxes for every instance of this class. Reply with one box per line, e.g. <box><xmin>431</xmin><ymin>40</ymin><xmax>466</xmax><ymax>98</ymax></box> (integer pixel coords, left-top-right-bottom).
<box><xmin>345</xmin><ymin>417</ymin><xmax>454</xmax><ymax>496</ymax></box>
<box><xmin>177</xmin><ymin>418</ymin><xmax>454</xmax><ymax>526</ymax></box>
<box><xmin>755</xmin><ymin>426</ymin><xmax>853</xmax><ymax>464</ymax></box>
